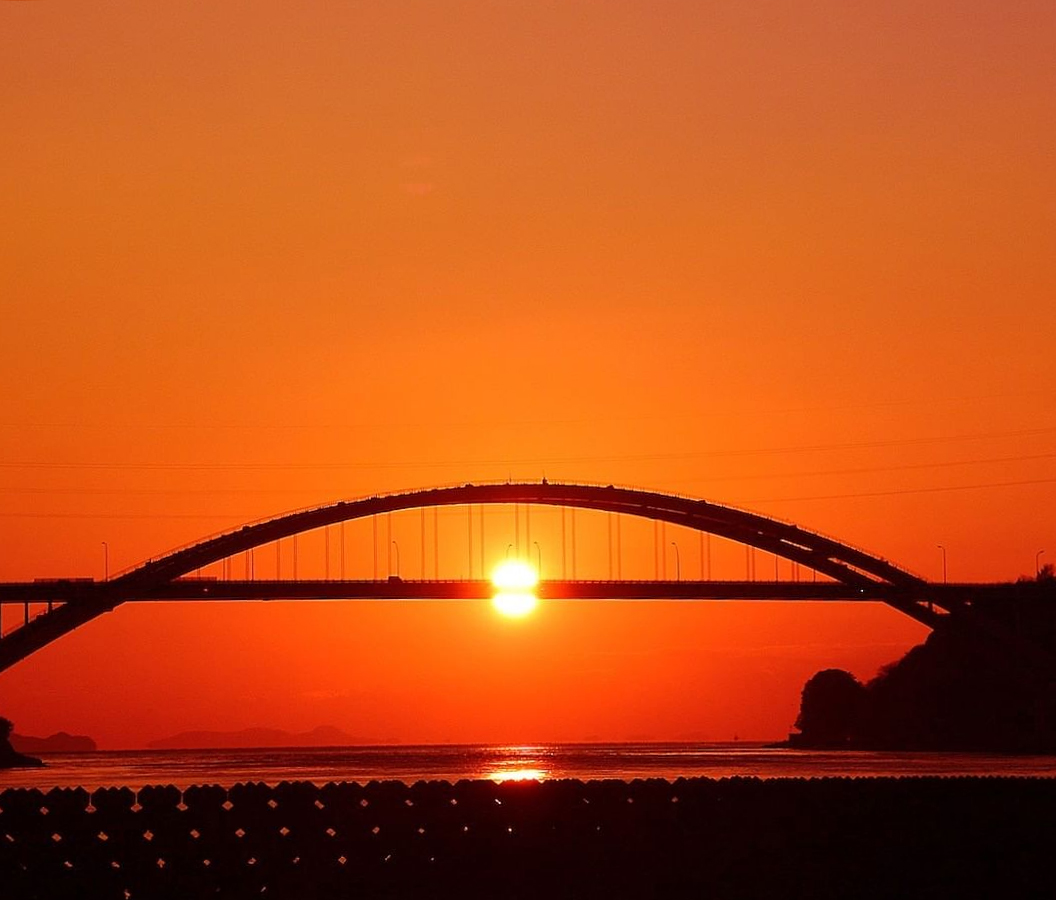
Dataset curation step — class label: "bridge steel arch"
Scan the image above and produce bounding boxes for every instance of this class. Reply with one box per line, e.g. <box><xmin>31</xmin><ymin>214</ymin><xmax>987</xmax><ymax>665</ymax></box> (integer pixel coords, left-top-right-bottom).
<box><xmin>0</xmin><ymin>482</ymin><xmax>940</xmax><ymax>673</ymax></box>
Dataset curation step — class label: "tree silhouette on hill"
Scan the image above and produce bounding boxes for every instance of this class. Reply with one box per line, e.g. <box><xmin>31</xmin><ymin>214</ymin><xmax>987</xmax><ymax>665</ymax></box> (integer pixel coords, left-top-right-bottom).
<box><xmin>792</xmin><ymin>669</ymin><xmax>865</xmax><ymax>747</ymax></box>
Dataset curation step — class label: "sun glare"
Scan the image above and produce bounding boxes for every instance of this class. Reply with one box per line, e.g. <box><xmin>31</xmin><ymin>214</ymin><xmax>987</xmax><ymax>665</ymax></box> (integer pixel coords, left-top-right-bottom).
<box><xmin>491</xmin><ymin>560</ymin><xmax>540</xmax><ymax>618</ymax></box>
<box><xmin>492</xmin><ymin>592</ymin><xmax>539</xmax><ymax>617</ymax></box>
<box><xmin>492</xmin><ymin>560</ymin><xmax>539</xmax><ymax>591</ymax></box>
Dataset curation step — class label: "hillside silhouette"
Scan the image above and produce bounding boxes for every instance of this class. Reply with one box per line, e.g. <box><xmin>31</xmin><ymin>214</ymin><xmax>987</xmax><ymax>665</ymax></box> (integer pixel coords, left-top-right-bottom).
<box><xmin>790</xmin><ymin>585</ymin><xmax>1056</xmax><ymax>752</ymax></box>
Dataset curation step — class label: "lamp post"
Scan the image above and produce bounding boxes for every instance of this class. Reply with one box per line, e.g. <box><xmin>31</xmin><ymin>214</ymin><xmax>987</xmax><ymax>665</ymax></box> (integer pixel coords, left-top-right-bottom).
<box><xmin>1037</xmin><ymin>549</ymin><xmax>1046</xmax><ymax>577</ymax></box>
<box><xmin>101</xmin><ymin>542</ymin><xmax>109</xmax><ymax>581</ymax></box>
<box><xmin>506</xmin><ymin>543</ymin><xmax>514</xmax><ymax>559</ymax></box>
<box><xmin>391</xmin><ymin>541</ymin><xmax>401</xmax><ymax>578</ymax></box>
<box><xmin>670</xmin><ymin>541</ymin><xmax>681</xmax><ymax>582</ymax></box>
<box><xmin>937</xmin><ymin>545</ymin><xmax>947</xmax><ymax>585</ymax></box>
<box><xmin>533</xmin><ymin>541</ymin><xmax>542</xmax><ymax>575</ymax></box>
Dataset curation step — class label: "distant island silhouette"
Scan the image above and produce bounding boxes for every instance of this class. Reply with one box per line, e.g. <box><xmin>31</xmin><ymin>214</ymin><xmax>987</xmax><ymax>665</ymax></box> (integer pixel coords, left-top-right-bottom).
<box><xmin>789</xmin><ymin>574</ymin><xmax>1056</xmax><ymax>752</ymax></box>
<box><xmin>148</xmin><ymin>724</ymin><xmax>381</xmax><ymax>750</ymax></box>
<box><xmin>0</xmin><ymin>718</ymin><xmax>45</xmax><ymax>769</ymax></box>
<box><xmin>11</xmin><ymin>731</ymin><xmax>97</xmax><ymax>754</ymax></box>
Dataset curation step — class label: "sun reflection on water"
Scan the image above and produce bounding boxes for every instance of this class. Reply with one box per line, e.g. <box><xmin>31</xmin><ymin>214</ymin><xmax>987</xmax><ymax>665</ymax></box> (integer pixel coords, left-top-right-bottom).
<box><xmin>488</xmin><ymin>767</ymin><xmax>548</xmax><ymax>783</ymax></box>
<box><xmin>484</xmin><ymin>746</ymin><xmax>551</xmax><ymax>782</ymax></box>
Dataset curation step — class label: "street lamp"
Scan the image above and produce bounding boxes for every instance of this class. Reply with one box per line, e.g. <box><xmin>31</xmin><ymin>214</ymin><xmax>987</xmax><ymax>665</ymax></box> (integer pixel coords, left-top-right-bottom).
<box><xmin>1037</xmin><ymin>549</ymin><xmax>1046</xmax><ymax>577</ymax></box>
<box><xmin>391</xmin><ymin>540</ymin><xmax>401</xmax><ymax>577</ymax></box>
<box><xmin>506</xmin><ymin>543</ymin><xmax>514</xmax><ymax>559</ymax></box>
<box><xmin>937</xmin><ymin>545</ymin><xmax>947</xmax><ymax>585</ymax></box>
<box><xmin>670</xmin><ymin>541</ymin><xmax>681</xmax><ymax>582</ymax></box>
<box><xmin>533</xmin><ymin>541</ymin><xmax>542</xmax><ymax>575</ymax></box>
<box><xmin>101</xmin><ymin>542</ymin><xmax>109</xmax><ymax>581</ymax></box>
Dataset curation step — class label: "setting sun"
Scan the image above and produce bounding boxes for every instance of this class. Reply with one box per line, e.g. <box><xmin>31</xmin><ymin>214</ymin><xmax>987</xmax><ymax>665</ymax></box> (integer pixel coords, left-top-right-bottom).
<box><xmin>491</xmin><ymin>560</ymin><xmax>540</xmax><ymax>618</ymax></box>
<box><xmin>492</xmin><ymin>560</ymin><xmax>539</xmax><ymax>592</ymax></box>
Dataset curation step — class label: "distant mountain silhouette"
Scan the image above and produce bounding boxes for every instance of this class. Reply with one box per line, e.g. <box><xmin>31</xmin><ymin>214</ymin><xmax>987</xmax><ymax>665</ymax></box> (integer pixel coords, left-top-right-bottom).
<box><xmin>0</xmin><ymin>717</ymin><xmax>44</xmax><ymax>769</ymax></box>
<box><xmin>11</xmin><ymin>731</ymin><xmax>96</xmax><ymax>754</ymax></box>
<box><xmin>147</xmin><ymin>725</ymin><xmax>375</xmax><ymax>750</ymax></box>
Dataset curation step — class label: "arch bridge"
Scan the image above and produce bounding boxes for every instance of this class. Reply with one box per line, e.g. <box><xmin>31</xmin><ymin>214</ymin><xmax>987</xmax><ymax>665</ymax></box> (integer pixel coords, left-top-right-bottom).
<box><xmin>0</xmin><ymin>482</ymin><xmax>987</xmax><ymax>674</ymax></box>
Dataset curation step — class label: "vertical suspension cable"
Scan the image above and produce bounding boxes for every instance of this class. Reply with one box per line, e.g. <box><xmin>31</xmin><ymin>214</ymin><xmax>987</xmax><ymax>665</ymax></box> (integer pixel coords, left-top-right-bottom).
<box><xmin>654</xmin><ymin>521</ymin><xmax>660</xmax><ymax>579</ymax></box>
<box><xmin>561</xmin><ymin>508</ymin><xmax>567</xmax><ymax>579</ymax></box>
<box><xmin>608</xmin><ymin>515</ymin><xmax>613</xmax><ymax>579</ymax></box>
<box><xmin>571</xmin><ymin>508</ymin><xmax>577</xmax><ymax>580</ymax></box>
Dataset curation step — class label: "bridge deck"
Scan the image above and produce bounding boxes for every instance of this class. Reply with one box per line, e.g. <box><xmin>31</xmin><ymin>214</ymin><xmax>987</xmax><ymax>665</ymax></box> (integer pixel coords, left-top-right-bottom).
<box><xmin>0</xmin><ymin>578</ymin><xmax>1039</xmax><ymax>604</ymax></box>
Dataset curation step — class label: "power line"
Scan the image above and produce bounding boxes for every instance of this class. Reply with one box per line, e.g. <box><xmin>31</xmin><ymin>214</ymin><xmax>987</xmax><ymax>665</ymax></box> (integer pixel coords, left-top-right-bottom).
<box><xmin>1</xmin><ymin>425</ymin><xmax>1055</xmax><ymax>472</ymax></box>
<box><xmin>1</xmin><ymin>450</ymin><xmax>1054</xmax><ymax>496</ymax></box>
<box><xmin>739</xmin><ymin>475</ymin><xmax>1056</xmax><ymax>505</ymax></box>
<box><xmin>675</xmin><ymin>451</ymin><xmax>1056</xmax><ymax>485</ymax></box>
<box><xmin>1</xmin><ymin>387</ymin><xmax>1052</xmax><ymax>432</ymax></box>
<box><xmin>2</xmin><ymin>474</ymin><xmax>1056</xmax><ymax>520</ymax></box>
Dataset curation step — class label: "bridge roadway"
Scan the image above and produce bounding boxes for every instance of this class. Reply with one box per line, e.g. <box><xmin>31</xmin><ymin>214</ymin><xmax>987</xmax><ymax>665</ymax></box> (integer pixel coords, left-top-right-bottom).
<box><xmin>0</xmin><ymin>577</ymin><xmax>1036</xmax><ymax>606</ymax></box>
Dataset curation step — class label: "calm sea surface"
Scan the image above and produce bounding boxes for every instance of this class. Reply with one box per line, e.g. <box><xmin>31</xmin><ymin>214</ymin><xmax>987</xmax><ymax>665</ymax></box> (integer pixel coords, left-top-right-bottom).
<box><xmin>3</xmin><ymin>743</ymin><xmax>1056</xmax><ymax>791</ymax></box>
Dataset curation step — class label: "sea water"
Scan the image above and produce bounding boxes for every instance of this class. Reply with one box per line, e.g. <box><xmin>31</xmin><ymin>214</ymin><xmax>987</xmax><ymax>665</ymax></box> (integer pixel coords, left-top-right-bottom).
<box><xmin>2</xmin><ymin>742</ymin><xmax>1055</xmax><ymax>791</ymax></box>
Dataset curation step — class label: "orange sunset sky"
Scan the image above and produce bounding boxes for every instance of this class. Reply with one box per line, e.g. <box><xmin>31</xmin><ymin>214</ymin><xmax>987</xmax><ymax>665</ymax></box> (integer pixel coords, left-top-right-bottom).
<box><xmin>2</xmin><ymin>1</ymin><xmax>1054</xmax><ymax>749</ymax></box>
